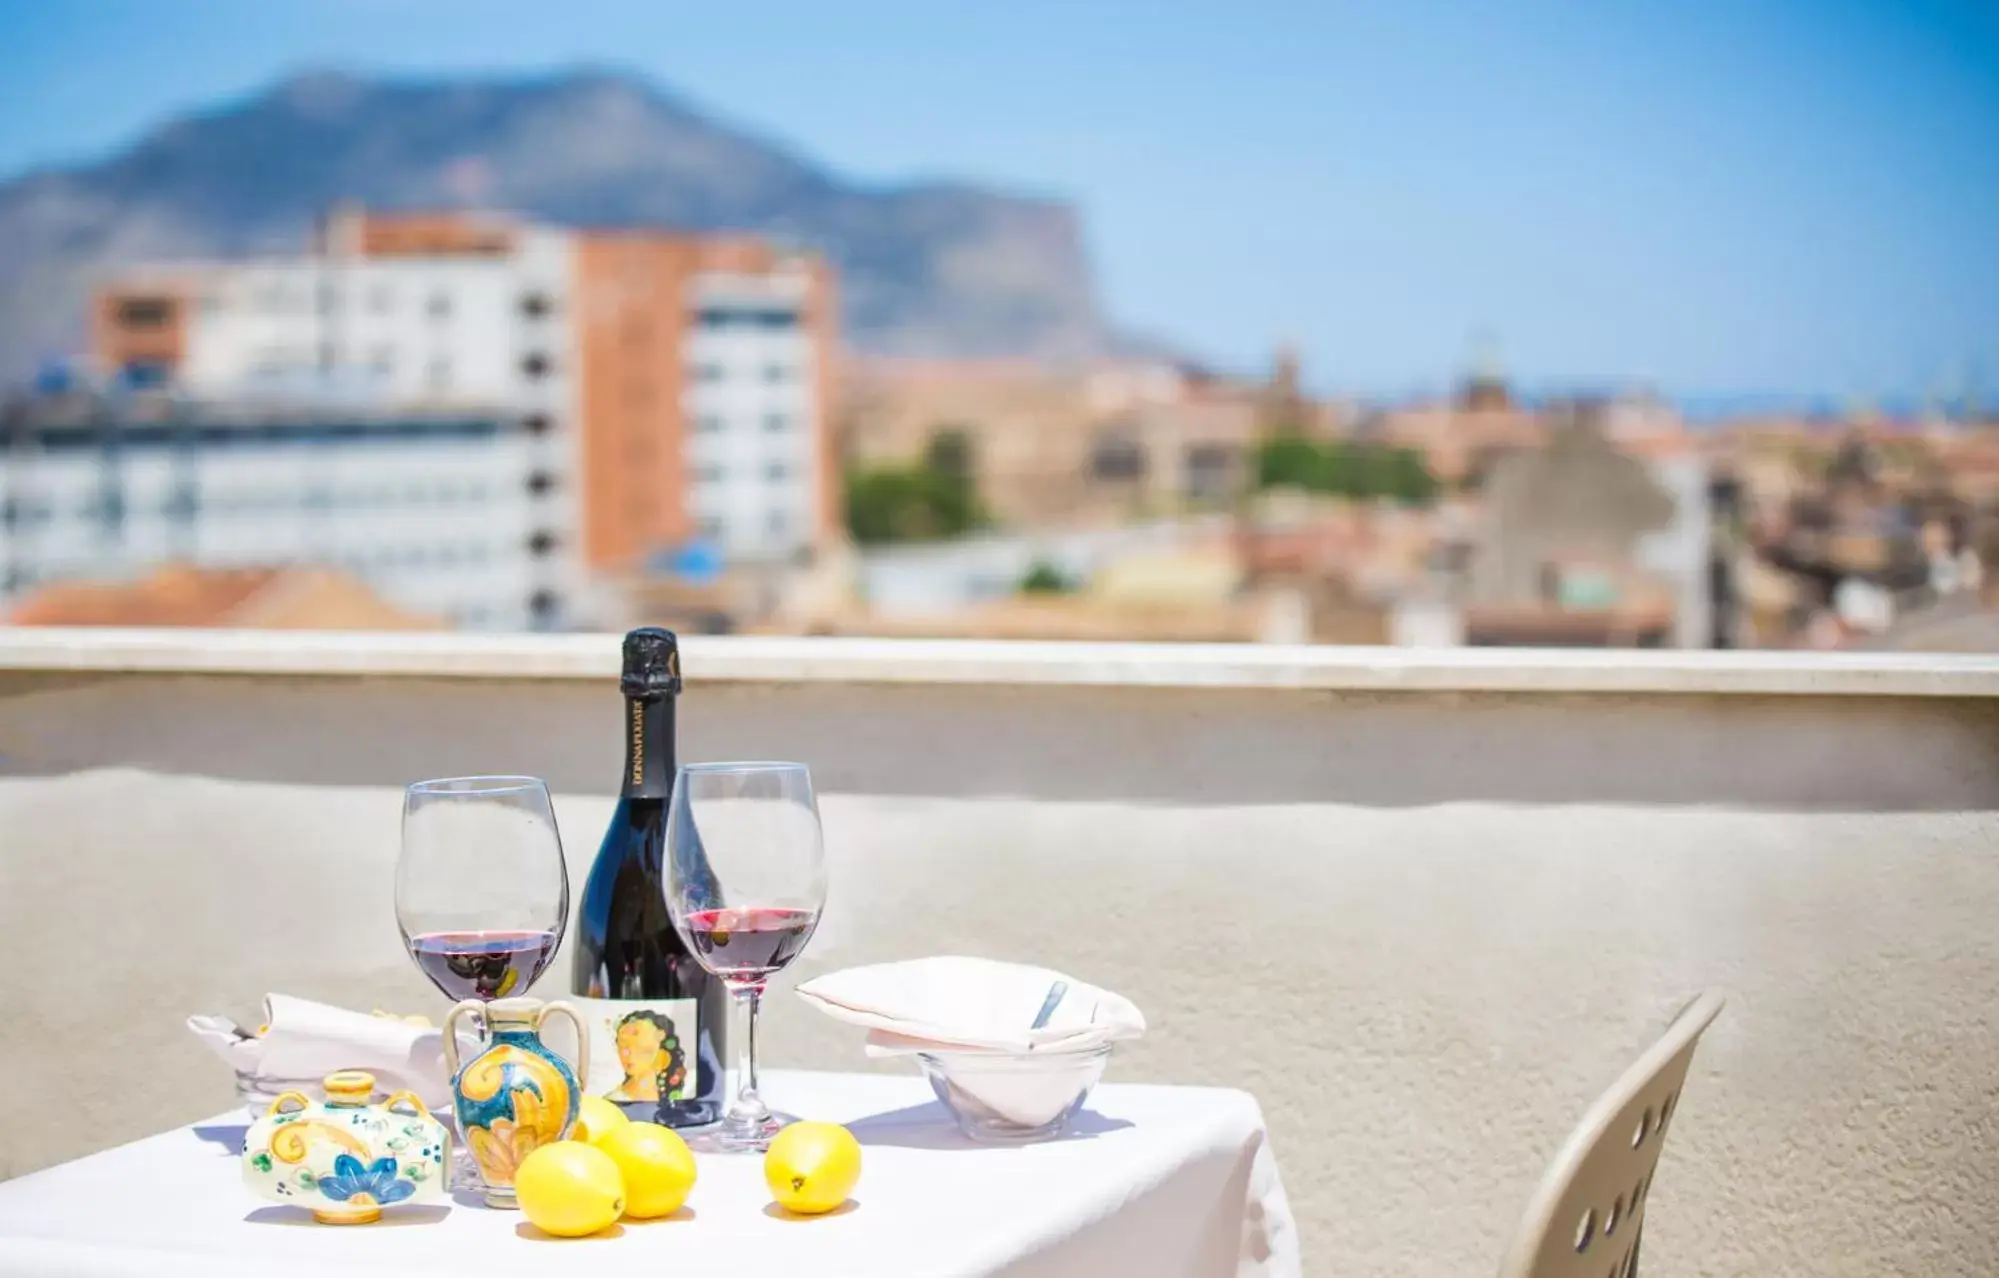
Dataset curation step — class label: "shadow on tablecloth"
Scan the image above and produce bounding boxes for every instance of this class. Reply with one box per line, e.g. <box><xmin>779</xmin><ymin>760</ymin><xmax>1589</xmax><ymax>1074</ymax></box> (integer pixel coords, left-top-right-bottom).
<box><xmin>844</xmin><ymin>1101</ymin><xmax>1134</xmax><ymax>1150</ymax></box>
<box><xmin>191</xmin><ymin>1123</ymin><xmax>249</xmax><ymax>1156</ymax></box>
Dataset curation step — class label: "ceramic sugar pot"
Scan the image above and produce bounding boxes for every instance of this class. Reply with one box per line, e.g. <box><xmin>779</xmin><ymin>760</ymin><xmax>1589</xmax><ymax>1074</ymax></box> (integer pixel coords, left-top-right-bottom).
<box><xmin>241</xmin><ymin>1070</ymin><xmax>449</xmax><ymax>1224</ymax></box>
<box><xmin>443</xmin><ymin>997</ymin><xmax>588</xmax><ymax>1207</ymax></box>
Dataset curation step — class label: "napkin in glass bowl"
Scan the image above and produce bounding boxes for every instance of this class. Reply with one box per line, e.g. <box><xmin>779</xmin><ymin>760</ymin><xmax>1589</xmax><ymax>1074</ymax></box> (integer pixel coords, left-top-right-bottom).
<box><xmin>187</xmin><ymin>994</ymin><xmax>467</xmax><ymax>1111</ymax></box>
<box><xmin>795</xmin><ymin>956</ymin><xmax>1145</xmax><ymax>1056</ymax></box>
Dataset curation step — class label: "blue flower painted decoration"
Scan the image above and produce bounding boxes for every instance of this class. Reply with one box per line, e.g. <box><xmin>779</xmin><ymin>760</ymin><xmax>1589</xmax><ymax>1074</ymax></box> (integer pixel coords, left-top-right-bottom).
<box><xmin>317</xmin><ymin>1154</ymin><xmax>416</xmax><ymax>1205</ymax></box>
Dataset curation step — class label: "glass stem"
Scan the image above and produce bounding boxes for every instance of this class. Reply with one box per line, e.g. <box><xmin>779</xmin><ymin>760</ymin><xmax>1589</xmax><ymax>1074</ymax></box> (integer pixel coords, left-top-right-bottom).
<box><xmin>725</xmin><ymin>984</ymin><xmax>769</xmax><ymax>1138</ymax></box>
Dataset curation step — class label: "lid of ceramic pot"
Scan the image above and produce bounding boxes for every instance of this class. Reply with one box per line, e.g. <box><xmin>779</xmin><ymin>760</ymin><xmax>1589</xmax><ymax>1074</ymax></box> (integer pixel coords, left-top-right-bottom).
<box><xmin>323</xmin><ymin>1070</ymin><xmax>376</xmax><ymax>1106</ymax></box>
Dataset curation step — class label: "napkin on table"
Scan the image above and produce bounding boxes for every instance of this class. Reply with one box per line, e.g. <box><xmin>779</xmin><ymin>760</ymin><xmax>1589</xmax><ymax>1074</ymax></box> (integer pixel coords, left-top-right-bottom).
<box><xmin>796</xmin><ymin>956</ymin><xmax>1146</xmax><ymax>1057</ymax></box>
<box><xmin>187</xmin><ymin>994</ymin><xmax>467</xmax><ymax>1110</ymax></box>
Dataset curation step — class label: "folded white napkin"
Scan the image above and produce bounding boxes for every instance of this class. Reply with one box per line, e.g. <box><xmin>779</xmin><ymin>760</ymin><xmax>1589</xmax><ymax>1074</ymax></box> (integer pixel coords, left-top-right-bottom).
<box><xmin>187</xmin><ymin>994</ymin><xmax>467</xmax><ymax>1110</ymax></box>
<box><xmin>796</xmin><ymin>956</ymin><xmax>1146</xmax><ymax>1057</ymax></box>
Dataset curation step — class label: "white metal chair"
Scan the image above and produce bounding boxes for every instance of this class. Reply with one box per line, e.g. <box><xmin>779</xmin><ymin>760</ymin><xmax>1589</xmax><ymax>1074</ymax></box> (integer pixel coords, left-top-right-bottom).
<box><xmin>1496</xmin><ymin>992</ymin><xmax>1726</xmax><ymax>1278</ymax></box>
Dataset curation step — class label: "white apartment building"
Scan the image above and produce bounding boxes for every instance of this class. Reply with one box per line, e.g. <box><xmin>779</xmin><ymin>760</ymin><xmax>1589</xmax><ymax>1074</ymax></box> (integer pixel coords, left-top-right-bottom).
<box><xmin>62</xmin><ymin>208</ymin><xmax>836</xmax><ymax>629</ymax></box>
<box><xmin>0</xmin><ymin>400</ymin><xmax>554</xmax><ymax>630</ymax></box>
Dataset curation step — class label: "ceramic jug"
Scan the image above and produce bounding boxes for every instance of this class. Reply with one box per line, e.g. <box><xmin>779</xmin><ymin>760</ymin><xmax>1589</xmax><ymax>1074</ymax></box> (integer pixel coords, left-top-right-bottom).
<box><xmin>443</xmin><ymin>997</ymin><xmax>588</xmax><ymax>1207</ymax></box>
<box><xmin>241</xmin><ymin>1070</ymin><xmax>449</xmax><ymax>1224</ymax></box>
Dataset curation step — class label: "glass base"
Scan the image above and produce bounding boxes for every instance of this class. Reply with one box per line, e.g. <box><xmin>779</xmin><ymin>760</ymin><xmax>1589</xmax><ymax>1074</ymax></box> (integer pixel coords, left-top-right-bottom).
<box><xmin>482</xmin><ymin>1186</ymin><xmax>519</xmax><ymax>1209</ymax></box>
<box><xmin>684</xmin><ymin>1109</ymin><xmax>797</xmax><ymax>1153</ymax></box>
<box><xmin>447</xmin><ymin>1137</ymin><xmax>484</xmax><ymax>1196</ymax></box>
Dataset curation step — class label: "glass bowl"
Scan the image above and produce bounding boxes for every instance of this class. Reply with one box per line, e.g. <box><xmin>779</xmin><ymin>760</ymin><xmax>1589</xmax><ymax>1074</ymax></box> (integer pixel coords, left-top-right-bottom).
<box><xmin>914</xmin><ymin>1043</ymin><xmax>1112</xmax><ymax>1142</ymax></box>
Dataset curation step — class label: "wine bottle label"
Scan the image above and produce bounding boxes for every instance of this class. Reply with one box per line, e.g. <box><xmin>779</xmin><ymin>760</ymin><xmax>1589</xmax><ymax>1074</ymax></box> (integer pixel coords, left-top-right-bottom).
<box><xmin>565</xmin><ymin>995</ymin><xmax>701</xmax><ymax>1104</ymax></box>
<box><xmin>624</xmin><ymin>696</ymin><xmax>673</xmax><ymax>800</ymax></box>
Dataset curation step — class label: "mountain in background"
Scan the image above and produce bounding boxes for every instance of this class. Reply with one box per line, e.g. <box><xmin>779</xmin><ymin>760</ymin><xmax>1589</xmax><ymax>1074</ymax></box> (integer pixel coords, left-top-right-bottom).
<box><xmin>0</xmin><ymin>67</ymin><xmax>1127</xmax><ymax>385</ymax></box>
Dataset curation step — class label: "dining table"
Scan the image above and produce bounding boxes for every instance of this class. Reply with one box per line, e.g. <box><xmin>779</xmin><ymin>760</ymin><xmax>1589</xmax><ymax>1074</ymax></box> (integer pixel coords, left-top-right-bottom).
<box><xmin>0</xmin><ymin>1069</ymin><xmax>1299</xmax><ymax>1277</ymax></box>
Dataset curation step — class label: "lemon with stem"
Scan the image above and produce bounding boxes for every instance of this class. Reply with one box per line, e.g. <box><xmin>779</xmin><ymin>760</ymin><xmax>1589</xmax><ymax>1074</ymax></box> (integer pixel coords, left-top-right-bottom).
<box><xmin>765</xmin><ymin>1122</ymin><xmax>861</xmax><ymax>1215</ymax></box>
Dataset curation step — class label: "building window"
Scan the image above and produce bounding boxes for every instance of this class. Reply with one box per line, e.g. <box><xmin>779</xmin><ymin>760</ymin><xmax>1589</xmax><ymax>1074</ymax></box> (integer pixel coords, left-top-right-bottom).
<box><xmin>767</xmin><ymin>510</ymin><xmax>788</xmax><ymax>537</ymax></box>
<box><xmin>764</xmin><ymin>462</ymin><xmax>789</xmax><ymax>481</ymax></box>
<box><xmin>529</xmin><ymin>590</ymin><xmax>559</xmax><ymax>620</ymax></box>
<box><xmin>371</xmin><ymin>347</ymin><xmax>395</xmax><ymax>376</ymax></box>
<box><xmin>527</xmin><ymin>530</ymin><xmax>558</xmax><ymax>556</ymax></box>
<box><xmin>520</xmin><ymin>292</ymin><xmax>552</xmax><ymax>319</ymax></box>
<box><xmin>764</xmin><ymin>363</ymin><xmax>789</xmax><ymax>383</ymax></box>
<box><xmin>523</xmin><ymin>412</ymin><xmax>552</xmax><ymax>436</ymax></box>
<box><xmin>1090</xmin><ymin>431</ymin><xmax>1146</xmax><ymax>482</ymax></box>
<box><xmin>427</xmin><ymin>292</ymin><xmax>452</xmax><ymax>319</ymax></box>
<box><xmin>115</xmin><ymin>297</ymin><xmax>174</xmax><ymax>328</ymax></box>
<box><xmin>525</xmin><ymin>470</ymin><xmax>555</xmax><ymax>496</ymax></box>
<box><xmin>1185</xmin><ymin>444</ymin><xmax>1236</xmax><ymax>502</ymax></box>
<box><xmin>696</xmin><ymin>414</ymin><xmax>724</xmax><ymax>434</ymax></box>
<box><xmin>699</xmin><ymin>516</ymin><xmax>725</xmax><ymax>539</ymax></box>
<box><xmin>428</xmin><ymin>357</ymin><xmax>451</xmax><ymax>390</ymax></box>
<box><xmin>763</xmin><ymin>412</ymin><xmax>789</xmax><ymax>433</ymax></box>
<box><xmin>694</xmin><ymin>465</ymin><xmax>724</xmax><ymax>483</ymax></box>
<box><xmin>521</xmin><ymin>352</ymin><xmax>551</xmax><ymax>379</ymax></box>
<box><xmin>695</xmin><ymin>362</ymin><xmax>725</xmax><ymax>383</ymax></box>
<box><xmin>695</xmin><ymin>306</ymin><xmax>800</xmax><ymax>330</ymax></box>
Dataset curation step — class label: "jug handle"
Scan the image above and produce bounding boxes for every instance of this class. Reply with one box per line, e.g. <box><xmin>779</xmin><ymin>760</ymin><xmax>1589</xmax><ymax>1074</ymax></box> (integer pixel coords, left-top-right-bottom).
<box><xmin>442</xmin><ymin>1000</ymin><xmax>485</xmax><ymax>1080</ymax></box>
<box><xmin>263</xmin><ymin>1091</ymin><xmax>312</xmax><ymax>1119</ymax></box>
<box><xmin>536</xmin><ymin>1001</ymin><xmax>589</xmax><ymax>1091</ymax></box>
<box><xmin>381</xmin><ymin>1090</ymin><xmax>435</xmax><ymax>1123</ymax></box>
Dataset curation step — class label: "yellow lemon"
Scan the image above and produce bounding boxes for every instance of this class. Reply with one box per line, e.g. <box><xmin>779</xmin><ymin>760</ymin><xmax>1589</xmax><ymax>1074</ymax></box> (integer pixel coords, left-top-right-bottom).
<box><xmin>764</xmin><ymin>1121</ymin><xmax>861</xmax><ymax>1215</ymax></box>
<box><xmin>514</xmin><ymin>1141</ymin><xmax>626</xmax><ymax>1238</ymax></box>
<box><xmin>572</xmin><ymin>1095</ymin><xmax>630</xmax><ymax>1146</ymax></box>
<box><xmin>598</xmin><ymin>1121</ymin><xmax>698</xmax><ymax>1219</ymax></box>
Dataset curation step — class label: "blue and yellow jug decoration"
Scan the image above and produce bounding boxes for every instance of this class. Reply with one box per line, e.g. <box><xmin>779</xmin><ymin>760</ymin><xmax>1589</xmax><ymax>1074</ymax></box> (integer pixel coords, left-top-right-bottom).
<box><xmin>442</xmin><ymin>997</ymin><xmax>588</xmax><ymax>1207</ymax></box>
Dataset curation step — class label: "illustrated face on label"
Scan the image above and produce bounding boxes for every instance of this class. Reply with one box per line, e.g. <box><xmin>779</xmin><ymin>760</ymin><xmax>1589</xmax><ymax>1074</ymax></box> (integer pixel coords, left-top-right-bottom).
<box><xmin>573</xmin><ymin>1000</ymin><xmax>694</xmax><ymax>1103</ymax></box>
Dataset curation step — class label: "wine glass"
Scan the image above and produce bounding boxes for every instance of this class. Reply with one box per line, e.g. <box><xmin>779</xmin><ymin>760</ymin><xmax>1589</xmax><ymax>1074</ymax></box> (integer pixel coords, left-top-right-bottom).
<box><xmin>398</xmin><ymin>777</ymin><xmax>570</xmax><ymax>1002</ymax></box>
<box><xmin>664</xmin><ymin>762</ymin><xmax>826</xmax><ymax>1152</ymax></box>
<box><xmin>399</xmin><ymin>776</ymin><xmax>570</xmax><ymax>1190</ymax></box>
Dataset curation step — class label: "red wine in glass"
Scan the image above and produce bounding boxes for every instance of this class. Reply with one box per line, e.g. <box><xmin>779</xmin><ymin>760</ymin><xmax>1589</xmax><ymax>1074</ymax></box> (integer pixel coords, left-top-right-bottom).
<box><xmin>682</xmin><ymin>907</ymin><xmax>818</xmax><ymax>988</ymax></box>
<box><xmin>408</xmin><ymin>929</ymin><xmax>560</xmax><ymax>1001</ymax></box>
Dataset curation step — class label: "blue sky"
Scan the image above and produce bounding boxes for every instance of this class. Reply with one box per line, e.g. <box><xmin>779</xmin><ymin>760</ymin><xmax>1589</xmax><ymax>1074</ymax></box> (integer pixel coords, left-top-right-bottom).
<box><xmin>1</xmin><ymin>0</ymin><xmax>1995</xmax><ymax>401</ymax></box>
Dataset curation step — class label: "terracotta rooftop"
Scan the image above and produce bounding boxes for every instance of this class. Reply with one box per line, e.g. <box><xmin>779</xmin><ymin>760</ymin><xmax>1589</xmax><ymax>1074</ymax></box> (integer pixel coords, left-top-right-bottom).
<box><xmin>8</xmin><ymin>565</ymin><xmax>445</xmax><ymax>630</ymax></box>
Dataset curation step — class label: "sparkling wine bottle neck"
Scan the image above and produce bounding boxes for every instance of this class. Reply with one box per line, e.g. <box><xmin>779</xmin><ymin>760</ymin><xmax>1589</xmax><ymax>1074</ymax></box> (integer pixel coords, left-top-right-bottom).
<box><xmin>622</xmin><ymin>692</ymin><xmax>676</xmax><ymax>801</ymax></box>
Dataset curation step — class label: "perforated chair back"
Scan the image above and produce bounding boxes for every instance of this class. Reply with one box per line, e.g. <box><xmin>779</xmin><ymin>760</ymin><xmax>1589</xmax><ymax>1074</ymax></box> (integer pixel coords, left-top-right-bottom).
<box><xmin>1495</xmin><ymin>992</ymin><xmax>1725</xmax><ymax>1278</ymax></box>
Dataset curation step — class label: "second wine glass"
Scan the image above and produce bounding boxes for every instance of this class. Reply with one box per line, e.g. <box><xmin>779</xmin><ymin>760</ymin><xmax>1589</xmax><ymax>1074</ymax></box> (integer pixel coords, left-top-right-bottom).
<box><xmin>664</xmin><ymin>762</ymin><xmax>825</xmax><ymax>1152</ymax></box>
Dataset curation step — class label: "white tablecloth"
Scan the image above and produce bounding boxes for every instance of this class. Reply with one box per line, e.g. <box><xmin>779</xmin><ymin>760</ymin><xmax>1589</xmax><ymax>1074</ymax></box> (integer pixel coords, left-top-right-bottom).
<box><xmin>0</xmin><ymin>1070</ymin><xmax>1298</xmax><ymax>1278</ymax></box>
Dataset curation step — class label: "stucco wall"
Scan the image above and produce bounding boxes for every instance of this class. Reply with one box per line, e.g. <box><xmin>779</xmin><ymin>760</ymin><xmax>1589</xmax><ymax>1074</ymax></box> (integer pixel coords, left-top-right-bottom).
<box><xmin>0</xmin><ymin>645</ymin><xmax>1995</xmax><ymax>1276</ymax></box>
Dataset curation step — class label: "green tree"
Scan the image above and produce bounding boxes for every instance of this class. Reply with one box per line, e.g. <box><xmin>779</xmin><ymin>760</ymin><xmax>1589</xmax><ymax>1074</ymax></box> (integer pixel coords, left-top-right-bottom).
<box><xmin>1254</xmin><ymin>436</ymin><xmax>1322</xmax><ymax>489</ymax></box>
<box><xmin>1250</xmin><ymin>436</ymin><xmax>1438</xmax><ymax>506</ymax></box>
<box><xmin>843</xmin><ymin>460</ymin><xmax>990</xmax><ymax>546</ymax></box>
<box><xmin>1319</xmin><ymin>440</ymin><xmax>1366</xmax><ymax>498</ymax></box>
<box><xmin>1380</xmin><ymin>448</ymin><xmax>1439</xmax><ymax>505</ymax></box>
<box><xmin>1018</xmin><ymin>560</ymin><xmax>1076</xmax><ymax>594</ymax></box>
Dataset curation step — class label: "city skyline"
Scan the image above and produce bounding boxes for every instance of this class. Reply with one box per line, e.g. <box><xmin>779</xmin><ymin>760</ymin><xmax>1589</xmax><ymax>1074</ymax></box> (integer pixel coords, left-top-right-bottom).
<box><xmin>1</xmin><ymin>0</ymin><xmax>1996</xmax><ymax>401</ymax></box>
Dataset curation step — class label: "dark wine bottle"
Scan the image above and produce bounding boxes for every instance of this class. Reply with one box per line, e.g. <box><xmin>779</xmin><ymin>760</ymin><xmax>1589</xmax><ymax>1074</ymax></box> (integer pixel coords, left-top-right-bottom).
<box><xmin>570</xmin><ymin>627</ymin><xmax>727</xmax><ymax>1127</ymax></box>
